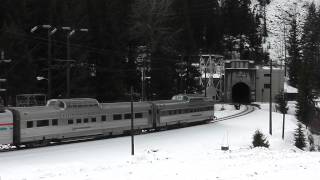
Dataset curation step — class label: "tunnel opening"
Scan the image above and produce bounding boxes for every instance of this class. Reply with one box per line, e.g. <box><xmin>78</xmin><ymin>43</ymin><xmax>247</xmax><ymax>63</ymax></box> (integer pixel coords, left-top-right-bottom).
<box><xmin>232</xmin><ymin>82</ymin><xmax>250</xmax><ymax>104</ymax></box>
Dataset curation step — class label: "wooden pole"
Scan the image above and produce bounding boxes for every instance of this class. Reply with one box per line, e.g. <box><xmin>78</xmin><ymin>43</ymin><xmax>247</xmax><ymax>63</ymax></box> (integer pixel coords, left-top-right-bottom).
<box><xmin>269</xmin><ymin>57</ymin><xmax>273</xmax><ymax>135</ymax></box>
<box><xmin>130</xmin><ymin>86</ymin><xmax>134</xmax><ymax>155</ymax></box>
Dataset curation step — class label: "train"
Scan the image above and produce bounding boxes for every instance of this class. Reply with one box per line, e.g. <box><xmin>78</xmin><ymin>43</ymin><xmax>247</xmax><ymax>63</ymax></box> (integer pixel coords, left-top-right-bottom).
<box><xmin>0</xmin><ymin>94</ymin><xmax>215</xmax><ymax>148</ymax></box>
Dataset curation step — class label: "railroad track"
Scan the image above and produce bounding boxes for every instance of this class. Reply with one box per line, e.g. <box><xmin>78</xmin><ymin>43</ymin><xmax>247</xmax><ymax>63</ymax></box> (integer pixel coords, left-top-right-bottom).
<box><xmin>214</xmin><ymin>104</ymin><xmax>256</xmax><ymax>122</ymax></box>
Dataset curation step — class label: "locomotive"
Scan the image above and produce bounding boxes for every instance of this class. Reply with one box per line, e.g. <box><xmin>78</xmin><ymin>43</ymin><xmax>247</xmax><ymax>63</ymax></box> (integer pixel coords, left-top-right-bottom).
<box><xmin>0</xmin><ymin>94</ymin><xmax>215</xmax><ymax>147</ymax></box>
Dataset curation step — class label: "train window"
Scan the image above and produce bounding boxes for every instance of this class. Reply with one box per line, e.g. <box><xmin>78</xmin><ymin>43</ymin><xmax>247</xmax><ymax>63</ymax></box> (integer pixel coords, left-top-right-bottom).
<box><xmin>135</xmin><ymin>113</ymin><xmax>143</xmax><ymax>118</ymax></box>
<box><xmin>264</xmin><ymin>84</ymin><xmax>271</xmax><ymax>89</ymax></box>
<box><xmin>27</xmin><ymin>121</ymin><xmax>33</xmax><ymax>128</ymax></box>
<box><xmin>68</xmin><ymin>119</ymin><xmax>74</xmax><ymax>124</ymax></box>
<box><xmin>101</xmin><ymin>115</ymin><xmax>106</xmax><ymax>121</ymax></box>
<box><xmin>91</xmin><ymin>118</ymin><xmax>96</xmax><ymax>122</ymax></box>
<box><xmin>124</xmin><ymin>113</ymin><xmax>132</xmax><ymax>119</ymax></box>
<box><xmin>76</xmin><ymin>119</ymin><xmax>81</xmax><ymax>123</ymax></box>
<box><xmin>84</xmin><ymin>118</ymin><xmax>89</xmax><ymax>123</ymax></box>
<box><xmin>148</xmin><ymin>110</ymin><xmax>152</xmax><ymax>115</ymax></box>
<box><xmin>113</xmin><ymin>114</ymin><xmax>122</xmax><ymax>120</ymax></box>
<box><xmin>52</xmin><ymin>119</ymin><xmax>58</xmax><ymax>126</ymax></box>
<box><xmin>37</xmin><ymin>120</ymin><xmax>49</xmax><ymax>127</ymax></box>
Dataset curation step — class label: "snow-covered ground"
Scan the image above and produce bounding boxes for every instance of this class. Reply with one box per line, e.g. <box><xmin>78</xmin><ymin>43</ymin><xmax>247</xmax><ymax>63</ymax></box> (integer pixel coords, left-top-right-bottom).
<box><xmin>0</xmin><ymin>103</ymin><xmax>320</xmax><ymax>180</ymax></box>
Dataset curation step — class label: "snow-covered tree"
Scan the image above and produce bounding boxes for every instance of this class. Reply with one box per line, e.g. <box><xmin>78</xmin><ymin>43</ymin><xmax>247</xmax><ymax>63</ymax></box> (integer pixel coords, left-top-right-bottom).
<box><xmin>252</xmin><ymin>130</ymin><xmax>270</xmax><ymax>148</ymax></box>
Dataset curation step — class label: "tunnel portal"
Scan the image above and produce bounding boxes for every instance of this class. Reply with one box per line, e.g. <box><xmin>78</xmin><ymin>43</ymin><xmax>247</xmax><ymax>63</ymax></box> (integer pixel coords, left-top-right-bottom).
<box><xmin>232</xmin><ymin>82</ymin><xmax>250</xmax><ymax>103</ymax></box>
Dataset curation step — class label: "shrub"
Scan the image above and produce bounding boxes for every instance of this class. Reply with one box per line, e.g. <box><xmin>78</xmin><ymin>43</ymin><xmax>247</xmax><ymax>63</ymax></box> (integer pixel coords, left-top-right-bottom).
<box><xmin>252</xmin><ymin>130</ymin><xmax>270</xmax><ymax>148</ymax></box>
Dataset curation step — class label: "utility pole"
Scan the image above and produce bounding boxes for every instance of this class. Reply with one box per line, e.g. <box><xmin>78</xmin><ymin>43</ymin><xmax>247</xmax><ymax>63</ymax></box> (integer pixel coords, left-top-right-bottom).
<box><xmin>141</xmin><ymin>61</ymin><xmax>145</xmax><ymax>101</ymax></box>
<box><xmin>0</xmin><ymin>50</ymin><xmax>12</xmax><ymax>106</ymax></box>
<box><xmin>269</xmin><ymin>56</ymin><xmax>273</xmax><ymax>135</ymax></box>
<box><xmin>130</xmin><ymin>86</ymin><xmax>134</xmax><ymax>156</ymax></box>
<box><xmin>136</xmin><ymin>46</ymin><xmax>149</xmax><ymax>101</ymax></box>
<box><xmin>48</xmin><ymin>29</ymin><xmax>53</xmax><ymax>99</ymax></box>
<box><xmin>66</xmin><ymin>30</ymin><xmax>72</xmax><ymax>98</ymax></box>
<box><xmin>282</xmin><ymin>94</ymin><xmax>286</xmax><ymax>140</ymax></box>
<box><xmin>31</xmin><ymin>25</ymin><xmax>57</xmax><ymax>99</ymax></box>
<box><xmin>283</xmin><ymin>24</ymin><xmax>287</xmax><ymax>77</ymax></box>
<box><xmin>204</xmin><ymin>66</ymin><xmax>207</xmax><ymax>97</ymax></box>
<box><xmin>61</xmin><ymin>27</ymin><xmax>88</xmax><ymax>98</ymax></box>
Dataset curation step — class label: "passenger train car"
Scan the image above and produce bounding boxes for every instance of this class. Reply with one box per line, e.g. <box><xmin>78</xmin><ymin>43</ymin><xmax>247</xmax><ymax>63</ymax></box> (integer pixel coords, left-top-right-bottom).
<box><xmin>0</xmin><ymin>94</ymin><xmax>215</xmax><ymax>147</ymax></box>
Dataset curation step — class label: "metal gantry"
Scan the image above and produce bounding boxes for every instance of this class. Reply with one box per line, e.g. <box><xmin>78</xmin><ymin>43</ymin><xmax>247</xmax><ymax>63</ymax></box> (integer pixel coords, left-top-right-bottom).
<box><xmin>61</xmin><ymin>27</ymin><xmax>88</xmax><ymax>98</ymax></box>
<box><xmin>199</xmin><ymin>54</ymin><xmax>224</xmax><ymax>101</ymax></box>
<box><xmin>136</xmin><ymin>46</ymin><xmax>151</xmax><ymax>101</ymax></box>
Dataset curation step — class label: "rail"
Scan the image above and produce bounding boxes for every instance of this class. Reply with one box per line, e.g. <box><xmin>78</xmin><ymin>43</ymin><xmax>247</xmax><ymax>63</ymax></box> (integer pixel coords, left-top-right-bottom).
<box><xmin>214</xmin><ymin>105</ymin><xmax>255</xmax><ymax>122</ymax></box>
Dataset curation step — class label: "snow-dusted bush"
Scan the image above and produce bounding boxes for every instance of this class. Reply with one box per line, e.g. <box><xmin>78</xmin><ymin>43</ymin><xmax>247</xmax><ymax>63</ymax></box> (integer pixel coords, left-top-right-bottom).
<box><xmin>252</xmin><ymin>130</ymin><xmax>270</xmax><ymax>148</ymax></box>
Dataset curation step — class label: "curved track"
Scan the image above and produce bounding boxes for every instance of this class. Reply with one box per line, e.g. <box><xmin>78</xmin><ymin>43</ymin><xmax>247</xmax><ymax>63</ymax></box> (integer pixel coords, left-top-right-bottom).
<box><xmin>214</xmin><ymin>104</ymin><xmax>256</xmax><ymax>122</ymax></box>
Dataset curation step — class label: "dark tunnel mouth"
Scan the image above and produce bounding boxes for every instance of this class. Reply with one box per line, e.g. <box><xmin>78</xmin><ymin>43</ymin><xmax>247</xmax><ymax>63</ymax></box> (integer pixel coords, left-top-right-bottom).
<box><xmin>232</xmin><ymin>82</ymin><xmax>250</xmax><ymax>104</ymax></box>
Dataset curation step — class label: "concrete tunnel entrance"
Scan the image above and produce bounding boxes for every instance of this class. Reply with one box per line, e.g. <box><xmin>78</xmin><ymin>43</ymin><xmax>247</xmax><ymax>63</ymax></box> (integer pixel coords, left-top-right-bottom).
<box><xmin>232</xmin><ymin>82</ymin><xmax>250</xmax><ymax>103</ymax></box>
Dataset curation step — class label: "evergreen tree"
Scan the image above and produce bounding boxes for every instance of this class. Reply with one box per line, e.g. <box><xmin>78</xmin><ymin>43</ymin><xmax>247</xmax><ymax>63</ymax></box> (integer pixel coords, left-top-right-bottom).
<box><xmin>222</xmin><ymin>0</ymin><xmax>263</xmax><ymax>63</ymax></box>
<box><xmin>276</xmin><ymin>91</ymin><xmax>288</xmax><ymax>139</ymax></box>
<box><xmin>276</xmin><ymin>91</ymin><xmax>288</xmax><ymax>114</ymax></box>
<box><xmin>296</xmin><ymin>3</ymin><xmax>318</xmax><ymax>127</ymax></box>
<box><xmin>129</xmin><ymin>0</ymin><xmax>180</xmax><ymax>99</ymax></box>
<box><xmin>301</xmin><ymin>3</ymin><xmax>319</xmax><ymax>89</ymax></box>
<box><xmin>287</xmin><ymin>15</ymin><xmax>301</xmax><ymax>87</ymax></box>
<box><xmin>294</xmin><ymin>123</ymin><xmax>306</xmax><ymax>150</ymax></box>
<box><xmin>252</xmin><ymin>129</ymin><xmax>270</xmax><ymax>148</ymax></box>
<box><xmin>296</xmin><ymin>63</ymin><xmax>314</xmax><ymax>127</ymax></box>
<box><xmin>257</xmin><ymin>0</ymin><xmax>271</xmax><ymax>38</ymax></box>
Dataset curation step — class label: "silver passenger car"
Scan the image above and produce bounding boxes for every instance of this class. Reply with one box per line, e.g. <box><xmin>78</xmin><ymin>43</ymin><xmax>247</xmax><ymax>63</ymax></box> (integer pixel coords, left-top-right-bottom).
<box><xmin>11</xmin><ymin>98</ymin><xmax>152</xmax><ymax>146</ymax></box>
<box><xmin>153</xmin><ymin>94</ymin><xmax>215</xmax><ymax>128</ymax></box>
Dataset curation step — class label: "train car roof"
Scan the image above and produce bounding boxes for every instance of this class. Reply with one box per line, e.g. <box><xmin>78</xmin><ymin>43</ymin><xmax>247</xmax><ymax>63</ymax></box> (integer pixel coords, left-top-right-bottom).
<box><xmin>101</xmin><ymin>101</ymin><xmax>151</xmax><ymax>109</ymax></box>
<box><xmin>10</xmin><ymin>105</ymin><xmax>59</xmax><ymax>114</ymax></box>
<box><xmin>46</xmin><ymin>98</ymin><xmax>100</xmax><ymax>110</ymax></box>
<box><xmin>151</xmin><ymin>99</ymin><xmax>188</xmax><ymax>106</ymax></box>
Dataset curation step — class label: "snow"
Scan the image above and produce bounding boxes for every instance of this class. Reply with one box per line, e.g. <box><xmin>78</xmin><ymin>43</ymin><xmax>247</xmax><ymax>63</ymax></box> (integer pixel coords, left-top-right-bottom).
<box><xmin>284</xmin><ymin>81</ymin><xmax>298</xmax><ymax>93</ymax></box>
<box><xmin>266</xmin><ymin>0</ymin><xmax>319</xmax><ymax>61</ymax></box>
<box><xmin>0</xmin><ymin>103</ymin><xmax>320</xmax><ymax>180</ymax></box>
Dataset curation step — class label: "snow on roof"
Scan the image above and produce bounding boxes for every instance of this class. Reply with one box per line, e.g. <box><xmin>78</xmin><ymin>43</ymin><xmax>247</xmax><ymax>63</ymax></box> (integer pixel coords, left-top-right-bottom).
<box><xmin>201</xmin><ymin>73</ymin><xmax>221</xmax><ymax>79</ymax></box>
<box><xmin>261</xmin><ymin>66</ymin><xmax>282</xmax><ymax>70</ymax></box>
<box><xmin>284</xmin><ymin>81</ymin><xmax>297</xmax><ymax>93</ymax></box>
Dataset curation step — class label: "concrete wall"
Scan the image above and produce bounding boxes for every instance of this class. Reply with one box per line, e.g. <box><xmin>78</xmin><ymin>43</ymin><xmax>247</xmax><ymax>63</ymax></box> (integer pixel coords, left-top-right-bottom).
<box><xmin>255</xmin><ymin>67</ymin><xmax>284</xmax><ymax>102</ymax></box>
<box><xmin>224</xmin><ymin>69</ymin><xmax>256</xmax><ymax>102</ymax></box>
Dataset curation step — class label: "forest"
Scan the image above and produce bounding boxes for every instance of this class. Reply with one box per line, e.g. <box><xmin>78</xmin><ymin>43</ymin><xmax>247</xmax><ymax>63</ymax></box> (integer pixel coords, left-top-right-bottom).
<box><xmin>0</xmin><ymin>0</ymin><xmax>270</xmax><ymax>103</ymax></box>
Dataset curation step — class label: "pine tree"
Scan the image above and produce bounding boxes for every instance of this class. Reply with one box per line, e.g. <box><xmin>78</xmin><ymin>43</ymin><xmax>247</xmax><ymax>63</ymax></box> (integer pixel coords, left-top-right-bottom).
<box><xmin>276</xmin><ymin>91</ymin><xmax>288</xmax><ymax>139</ymax></box>
<box><xmin>129</xmin><ymin>0</ymin><xmax>181</xmax><ymax>99</ymax></box>
<box><xmin>287</xmin><ymin>15</ymin><xmax>301</xmax><ymax>87</ymax></box>
<box><xmin>296</xmin><ymin>64</ymin><xmax>314</xmax><ymax>127</ymax></box>
<box><xmin>301</xmin><ymin>3</ymin><xmax>318</xmax><ymax>89</ymax></box>
<box><xmin>294</xmin><ymin>123</ymin><xmax>306</xmax><ymax>150</ymax></box>
<box><xmin>296</xmin><ymin>3</ymin><xmax>317</xmax><ymax>127</ymax></box>
<box><xmin>252</xmin><ymin>130</ymin><xmax>270</xmax><ymax>148</ymax></box>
